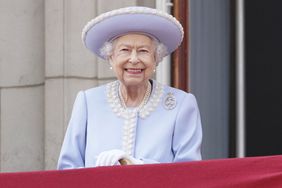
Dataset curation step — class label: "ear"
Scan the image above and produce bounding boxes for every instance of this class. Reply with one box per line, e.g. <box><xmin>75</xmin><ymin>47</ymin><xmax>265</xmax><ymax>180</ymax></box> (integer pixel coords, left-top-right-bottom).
<box><xmin>108</xmin><ymin>55</ymin><xmax>114</xmax><ymax>66</ymax></box>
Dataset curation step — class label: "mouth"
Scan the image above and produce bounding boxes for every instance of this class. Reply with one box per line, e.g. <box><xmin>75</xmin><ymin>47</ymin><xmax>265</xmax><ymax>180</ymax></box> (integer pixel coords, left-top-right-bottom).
<box><xmin>124</xmin><ymin>68</ymin><xmax>144</xmax><ymax>74</ymax></box>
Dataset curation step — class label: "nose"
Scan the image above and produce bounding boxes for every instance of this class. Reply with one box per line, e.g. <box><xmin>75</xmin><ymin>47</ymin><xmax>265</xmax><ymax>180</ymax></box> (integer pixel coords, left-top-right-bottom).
<box><xmin>129</xmin><ymin>50</ymin><xmax>139</xmax><ymax>64</ymax></box>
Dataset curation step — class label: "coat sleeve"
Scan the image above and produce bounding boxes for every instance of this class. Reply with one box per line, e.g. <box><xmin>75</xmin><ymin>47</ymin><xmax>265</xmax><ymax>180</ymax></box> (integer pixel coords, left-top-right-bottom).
<box><xmin>57</xmin><ymin>91</ymin><xmax>87</xmax><ymax>169</ymax></box>
<box><xmin>172</xmin><ymin>93</ymin><xmax>202</xmax><ymax>162</ymax></box>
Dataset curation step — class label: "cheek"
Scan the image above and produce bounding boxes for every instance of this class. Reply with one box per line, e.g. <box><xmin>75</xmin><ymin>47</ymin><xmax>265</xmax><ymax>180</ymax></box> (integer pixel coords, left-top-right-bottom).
<box><xmin>112</xmin><ymin>64</ymin><xmax>123</xmax><ymax>75</ymax></box>
<box><xmin>110</xmin><ymin>57</ymin><xmax>123</xmax><ymax>70</ymax></box>
<box><xmin>144</xmin><ymin>63</ymin><xmax>156</xmax><ymax>77</ymax></box>
<box><xmin>144</xmin><ymin>57</ymin><xmax>156</xmax><ymax>69</ymax></box>
<box><xmin>111</xmin><ymin>62</ymin><xmax>127</xmax><ymax>79</ymax></box>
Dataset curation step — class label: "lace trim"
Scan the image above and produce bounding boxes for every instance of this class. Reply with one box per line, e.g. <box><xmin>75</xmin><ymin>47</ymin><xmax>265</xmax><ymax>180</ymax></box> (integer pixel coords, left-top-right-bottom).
<box><xmin>106</xmin><ymin>80</ymin><xmax>163</xmax><ymax>119</ymax></box>
<box><xmin>106</xmin><ymin>80</ymin><xmax>164</xmax><ymax>155</ymax></box>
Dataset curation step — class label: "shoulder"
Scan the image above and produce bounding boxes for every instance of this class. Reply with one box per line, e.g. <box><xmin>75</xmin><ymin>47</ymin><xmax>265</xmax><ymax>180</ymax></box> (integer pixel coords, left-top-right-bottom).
<box><xmin>72</xmin><ymin>83</ymin><xmax>109</xmax><ymax>106</ymax></box>
<box><xmin>84</xmin><ymin>83</ymin><xmax>107</xmax><ymax>96</ymax></box>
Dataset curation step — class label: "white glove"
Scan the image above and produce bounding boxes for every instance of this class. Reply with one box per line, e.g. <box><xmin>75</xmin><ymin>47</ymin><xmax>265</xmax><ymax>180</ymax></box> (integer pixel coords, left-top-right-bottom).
<box><xmin>95</xmin><ymin>149</ymin><xmax>144</xmax><ymax>167</ymax></box>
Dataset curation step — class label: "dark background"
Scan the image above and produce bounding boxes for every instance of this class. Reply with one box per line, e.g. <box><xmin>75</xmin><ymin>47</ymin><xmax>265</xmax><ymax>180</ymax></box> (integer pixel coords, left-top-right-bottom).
<box><xmin>245</xmin><ymin>0</ymin><xmax>282</xmax><ymax>156</ymax></box>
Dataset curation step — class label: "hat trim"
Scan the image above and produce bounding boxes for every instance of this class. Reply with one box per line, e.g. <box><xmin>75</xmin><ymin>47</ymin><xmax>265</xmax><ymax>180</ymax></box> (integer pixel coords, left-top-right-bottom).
<box><xmin>82</xmin><ymin>7</ymin><xmax>184</xmax><ymax>49</ymax></box>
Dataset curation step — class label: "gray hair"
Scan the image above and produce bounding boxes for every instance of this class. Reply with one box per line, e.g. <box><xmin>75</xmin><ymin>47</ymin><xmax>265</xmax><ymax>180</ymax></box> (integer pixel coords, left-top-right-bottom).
<box><xmin>99</xmin><ymin>37</ymin><xmax>168</xmax><ymax>65</ymax></box>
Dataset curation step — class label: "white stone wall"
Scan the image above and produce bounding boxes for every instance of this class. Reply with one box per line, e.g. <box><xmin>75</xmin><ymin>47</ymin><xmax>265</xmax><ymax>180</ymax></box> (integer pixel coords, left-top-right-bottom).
<box><xmin>0</xmin><ymin>0</ymin><xmax>45</xmax><ymax>172</ymax></box>
<box><xmin>0</xmin><ymin>0</ymin><xmax>155</xmax><ymax>172</ymax></box>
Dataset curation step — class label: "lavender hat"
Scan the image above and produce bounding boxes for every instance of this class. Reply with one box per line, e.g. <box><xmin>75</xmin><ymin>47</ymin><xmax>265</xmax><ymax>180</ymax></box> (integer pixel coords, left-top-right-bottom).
<box><xmin>82</xmin><ymin>6</ymin><xmax>184</xmax><ymax>59</ymax></box>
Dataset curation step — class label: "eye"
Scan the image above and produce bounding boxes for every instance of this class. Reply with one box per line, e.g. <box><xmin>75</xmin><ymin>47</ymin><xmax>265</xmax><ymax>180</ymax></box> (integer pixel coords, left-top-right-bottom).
<box><xmin>120</xmin><ymin>48</ymin><xmax>129</xmax><ymax>52</ymax></box>
<box><xmin>139</xmin><ymin>49</ymin><xmax>149</xmax><ymax>53</ymax></box>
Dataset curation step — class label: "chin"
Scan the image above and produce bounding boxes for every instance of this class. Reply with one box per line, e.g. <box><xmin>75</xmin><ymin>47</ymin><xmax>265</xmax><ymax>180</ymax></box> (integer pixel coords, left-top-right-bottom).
<box><xmin>122</xmin><ymin>78</ymin><xmax>148</xmax><ymax>87</ymax></box>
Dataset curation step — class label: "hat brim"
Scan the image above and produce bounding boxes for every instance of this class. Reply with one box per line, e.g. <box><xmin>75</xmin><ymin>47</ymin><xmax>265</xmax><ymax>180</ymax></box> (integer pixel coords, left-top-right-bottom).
<box><xmin>83</xmin><ymin>8</ymin><xmax>183</xmax><ymax>59</ymax></box>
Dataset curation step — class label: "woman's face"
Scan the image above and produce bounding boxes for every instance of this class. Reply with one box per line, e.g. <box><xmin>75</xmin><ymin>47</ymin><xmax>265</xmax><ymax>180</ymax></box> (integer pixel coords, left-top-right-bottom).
<box><xmin>110</xmin><ymin>34</ymin><xmax>156</xmax><ymax>87</ymax></box>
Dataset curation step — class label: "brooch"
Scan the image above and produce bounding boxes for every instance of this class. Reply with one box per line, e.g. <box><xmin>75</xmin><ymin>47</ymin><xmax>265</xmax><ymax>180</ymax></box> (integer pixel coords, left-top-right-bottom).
<box><xmin>163</xmin><ymin>92</ymin><xmax>177</xmax><ymax>110</ymax></box>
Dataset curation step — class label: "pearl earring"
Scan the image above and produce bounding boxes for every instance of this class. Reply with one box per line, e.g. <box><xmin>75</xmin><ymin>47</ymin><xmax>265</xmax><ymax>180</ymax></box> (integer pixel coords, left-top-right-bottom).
<box><xmin>110</xmin><ymin>66</ymin><xmax>112</xmax><ymax>70</ymax></box>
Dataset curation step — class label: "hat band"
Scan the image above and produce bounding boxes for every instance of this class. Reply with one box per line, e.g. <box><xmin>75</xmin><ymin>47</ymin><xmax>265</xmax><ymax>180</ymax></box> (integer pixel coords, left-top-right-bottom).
<box><xmin>108</xmin><ymin>31</ymin><xmax>160</xmax><ymax>43</ymax></box>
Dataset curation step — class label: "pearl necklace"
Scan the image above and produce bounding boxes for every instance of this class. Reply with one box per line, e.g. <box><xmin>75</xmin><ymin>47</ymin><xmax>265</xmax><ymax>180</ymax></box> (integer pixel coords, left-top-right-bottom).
<box><xmin>118</xmin><ymin>81</ymin><xmax>151</xmax><ymax>111</ymax></box>
<box><xmin>106</xmin><ymin>80</ymin><xmax>163</xmax><ymax>119</ymax></box>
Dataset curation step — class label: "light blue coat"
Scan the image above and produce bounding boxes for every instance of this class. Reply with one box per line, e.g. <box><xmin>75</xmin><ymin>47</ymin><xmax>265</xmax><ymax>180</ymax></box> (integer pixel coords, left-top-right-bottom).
<box><xmin>58</xmin><ymin>80</ymin><xmax>202</xmax><ymax>169</ymax></box>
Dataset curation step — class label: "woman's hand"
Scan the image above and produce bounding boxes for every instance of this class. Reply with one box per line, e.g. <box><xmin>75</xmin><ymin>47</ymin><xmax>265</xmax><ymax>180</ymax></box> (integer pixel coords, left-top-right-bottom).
<box><xmin>95</xmin><ymin>149</ymin><xmax>143</xmax><ymax>166</ymax></box>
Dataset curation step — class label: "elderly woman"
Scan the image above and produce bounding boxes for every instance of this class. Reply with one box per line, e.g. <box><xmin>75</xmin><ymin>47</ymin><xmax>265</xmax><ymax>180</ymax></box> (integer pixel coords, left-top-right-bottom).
<box><xmin>58</xmin><ymin>6</ymin><xmax>202</xmax><ymax>169</ymax></box>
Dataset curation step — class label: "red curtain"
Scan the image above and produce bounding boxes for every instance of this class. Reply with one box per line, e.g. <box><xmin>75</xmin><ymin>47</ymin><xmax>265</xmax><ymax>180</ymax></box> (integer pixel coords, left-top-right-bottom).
<box><xmin>1</xmin><ymin>155</ymin><xmax>282</xmax><ymax>188</ymax></box>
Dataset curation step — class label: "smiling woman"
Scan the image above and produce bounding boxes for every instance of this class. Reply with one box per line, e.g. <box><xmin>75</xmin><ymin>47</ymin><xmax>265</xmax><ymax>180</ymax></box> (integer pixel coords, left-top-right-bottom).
<box><xmin>57</xmin><ymin>6</ymin><xmax>203</xmax><ymax>169</ymax></box>
<box><xmin>110</xmin><ymin>34</ymin><xmax>156</xmax><ymax>88</ymax></box>
<box><xmin>110</xmin><ymin>34</ymin><xmax>155</xmax><ymax>107</ymax></box>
